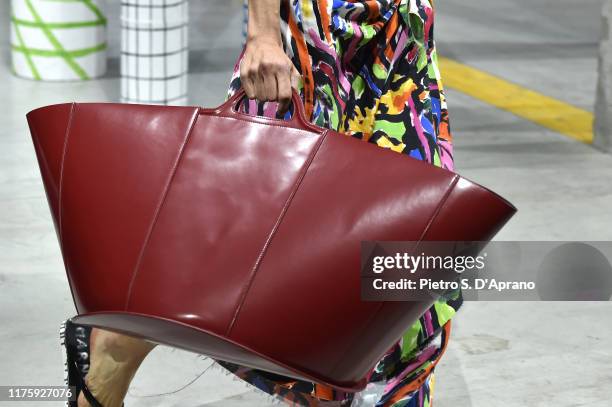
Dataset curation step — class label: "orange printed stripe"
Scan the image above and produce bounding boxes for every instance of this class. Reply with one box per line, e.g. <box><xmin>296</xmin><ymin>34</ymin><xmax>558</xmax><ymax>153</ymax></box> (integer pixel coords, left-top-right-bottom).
<box><xmin>286</xmin><ymin>1</ymin><xmax>315</xmax><ymax>120</ymax></box>
<box><xmin>318</xmin><ymin>0</ymin><xmax>332</xmax><ymax>44</ymax></box>
<box><xmin>383</xmin><ymin>9</ymin><xmax>399</xmax><ymax>61</ymax></box>
<box><xmin>439</xmin><ymin>111</ymin><xmax>452</xmax><ymax>142</ymax></box>
<box><xmin>366</xmin><ymin>0</ymin><xmax>380</xmax><ymax>21</ymax></box>
<box><xmin>314</xmin><ymin>383</ymin><xmax>335</xmax><ymax>400</ymax></box>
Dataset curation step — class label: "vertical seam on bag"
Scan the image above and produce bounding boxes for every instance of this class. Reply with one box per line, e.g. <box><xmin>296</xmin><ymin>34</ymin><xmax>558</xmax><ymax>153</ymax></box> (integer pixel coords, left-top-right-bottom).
<box><xmin>57</xmin><ymin>102</ymin><xmax>78</xmax><ymax>313</ymax></box>
<box><xmin>124</xmin><ymin>109</ymin><xmax>200</xmax><ymax>311</ymax></box>
<box><xmin>225</xmin><ymin>129</ymin><xmax>330</xmax><ymax>337</ymax></box>
<box><xmin>416</xmin><ymin>174</ymin><xmax>460</xmax><ymax>243</ymax></box>
<box><xmin>327</xmin><ymin>173</ymin><xmax>460</xmax><ymax>378</ymax></box>
<box><xmin>58</xmin><ymin>102</ymin><xmax>76</xmax><ymax>250</ymax></box>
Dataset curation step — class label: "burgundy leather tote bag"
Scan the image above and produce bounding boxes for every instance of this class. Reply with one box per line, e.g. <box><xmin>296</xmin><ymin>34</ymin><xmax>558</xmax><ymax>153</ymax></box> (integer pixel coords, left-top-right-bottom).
<box><xmin>27</xmin><ymin>89</ymin><xmax>516</xmax><ymax>392</ymax></box>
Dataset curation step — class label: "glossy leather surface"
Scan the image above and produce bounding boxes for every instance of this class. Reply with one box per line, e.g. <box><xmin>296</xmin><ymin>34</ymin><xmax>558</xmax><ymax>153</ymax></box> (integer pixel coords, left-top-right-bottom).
<box><xmin>26</xmin><ymin>89</ymin><xmax>516</xmax><ymax>391</ymax></box>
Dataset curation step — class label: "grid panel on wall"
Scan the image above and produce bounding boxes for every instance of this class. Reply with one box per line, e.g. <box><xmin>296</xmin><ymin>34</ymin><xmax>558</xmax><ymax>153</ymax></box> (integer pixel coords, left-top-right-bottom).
<box><xmin>120</xmin><ymin>0</ymin><xmax>188</xmax><ymax>105</ymax></box>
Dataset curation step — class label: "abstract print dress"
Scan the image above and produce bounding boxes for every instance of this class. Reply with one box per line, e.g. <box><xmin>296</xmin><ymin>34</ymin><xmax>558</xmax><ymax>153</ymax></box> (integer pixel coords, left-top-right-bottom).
<box><xmin>216</xmin><ymin>0</ymin><xmax>462</xmax><ymax>406</ymax></box>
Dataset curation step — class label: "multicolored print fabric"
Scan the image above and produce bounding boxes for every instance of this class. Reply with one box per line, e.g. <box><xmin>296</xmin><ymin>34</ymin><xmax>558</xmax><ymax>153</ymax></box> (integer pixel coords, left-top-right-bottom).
<box><xmin>218</xmin><ymin>0</ymin><xmax>462</xmax><ymax>405</ymax></box>
<box><xmin>228</xmin><ymin>0</ymin><xmax>454</xmax><ymax>171</ymax></box>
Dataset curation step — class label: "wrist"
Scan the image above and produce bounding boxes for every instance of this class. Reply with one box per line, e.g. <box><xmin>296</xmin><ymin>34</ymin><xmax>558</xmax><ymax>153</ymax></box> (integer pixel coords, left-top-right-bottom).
<box><xmin>246</xmin><ymin>30</ymin><xmax>282</xmax><ymax>46</ymax></box>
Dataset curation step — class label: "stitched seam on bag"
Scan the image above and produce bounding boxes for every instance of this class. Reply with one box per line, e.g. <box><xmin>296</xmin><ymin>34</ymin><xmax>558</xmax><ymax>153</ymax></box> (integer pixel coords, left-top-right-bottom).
<box><xmin>327</xmin><ymin>174</ymin><xmax>460</xmax><ymax>378</ymax></box>
<box><xmin>225</xmin><ymin>129</ymin><xmax>330</xmax><ymax>337</ymax></box>
<box><xmin>212</xmin><ymin>115</ymin><xmax>318</xmax><ymax>138</ymax></box>
<box><xmin>56</xmin><ymin>103</ymin><xmax>78</xmax><ymax>313</ymax></box>
<box><xmin>417</xmin><ymin>174</ymin><xmax>460</xmax><ymax>243</ymax></box>
<box><xmin>58</xmin><ymin>102</ymin><xmax>76</xmax><ymax>249</ymax></box>
<box><xmin>124</xmin><ymin>109</ymin><xmax>200</xmax><ymax>311</ymax></box>
<box><xmin>202</xmin><ymin>112</ymin><xmax>324</xmax><ymax>136</ymax></box>
<box><xmin>200</xmin><ymin>99</ymin><xmax>324</xmax><ymax>133</ymax></box>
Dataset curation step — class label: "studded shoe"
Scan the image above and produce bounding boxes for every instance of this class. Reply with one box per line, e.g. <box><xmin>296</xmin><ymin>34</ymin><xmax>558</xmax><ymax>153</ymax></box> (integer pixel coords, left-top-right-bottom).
<box><xmin>60</xmin><ymin>319</ymin><xmax>125</xmax><ymax>407</ymax></box>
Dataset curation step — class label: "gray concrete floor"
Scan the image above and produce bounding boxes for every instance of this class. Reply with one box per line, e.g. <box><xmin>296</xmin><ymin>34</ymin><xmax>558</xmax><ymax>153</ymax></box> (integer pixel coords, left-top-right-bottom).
<box><xmin>1</xmin><ymin>1</ymin><xmax>611</xmax><ymax>406</ymax></box>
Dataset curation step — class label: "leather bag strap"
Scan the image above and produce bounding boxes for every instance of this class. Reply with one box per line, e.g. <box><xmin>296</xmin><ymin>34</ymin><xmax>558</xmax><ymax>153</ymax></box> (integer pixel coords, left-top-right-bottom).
<box><xmin>215</xmin><ymin>87</ymin><xmax>325</xmax><ymax>134</ymax></box>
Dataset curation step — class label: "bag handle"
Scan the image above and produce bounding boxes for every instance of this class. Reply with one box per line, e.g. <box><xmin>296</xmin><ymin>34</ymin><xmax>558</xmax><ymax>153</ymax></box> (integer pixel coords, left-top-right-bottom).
<box><xmin>215</xmin><ymin>87</ymin><xmax>325</xmax><ymax>134</ymax></box>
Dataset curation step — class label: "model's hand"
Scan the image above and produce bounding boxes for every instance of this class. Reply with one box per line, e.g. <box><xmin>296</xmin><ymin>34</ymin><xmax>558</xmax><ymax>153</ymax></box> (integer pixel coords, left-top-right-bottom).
<box><xmin>240</xmin><ymin>36</ymin><xmax>301</xmax><ymax>116</ymax></box>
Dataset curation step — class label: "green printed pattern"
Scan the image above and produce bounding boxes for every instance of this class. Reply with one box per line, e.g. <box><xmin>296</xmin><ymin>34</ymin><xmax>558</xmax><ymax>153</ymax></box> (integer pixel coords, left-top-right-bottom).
<box><xmin>10</xmin><ymin>0</ymin><xmax>107</xmax><ymax>80</ymax></box>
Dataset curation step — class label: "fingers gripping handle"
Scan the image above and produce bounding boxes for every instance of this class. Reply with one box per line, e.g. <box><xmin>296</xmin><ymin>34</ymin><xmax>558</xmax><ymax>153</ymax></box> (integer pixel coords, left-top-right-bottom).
<box><xmin>216</xmin><ymin>87</ymin><xmax>324</xmax><ymax>134</ymax></box>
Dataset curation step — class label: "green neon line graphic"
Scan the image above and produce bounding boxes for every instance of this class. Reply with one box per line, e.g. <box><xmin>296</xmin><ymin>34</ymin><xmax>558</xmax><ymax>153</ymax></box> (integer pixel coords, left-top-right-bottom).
<box><xmin>81</xmin><ymin>0</ymin><xmax>107</xmax><ymax>24</ymax></box>
<box><xmin>12</xmin><ymin>43</ymin><xmax>106</xmax><ymax>58</ymax></box>
<box><xmin>24</xmin><ymin>0</ymin><xmax>91</xmax><ymax>80</ymax></box>
<box><xmin>12</xmin><ymin>17</ymin><xmax>41</xmax><ymax>80</ymax></box>
<box><xmin>11</xmin><ymin>16</ymin><xmax>105</xmax><ymax>29</ymax></box>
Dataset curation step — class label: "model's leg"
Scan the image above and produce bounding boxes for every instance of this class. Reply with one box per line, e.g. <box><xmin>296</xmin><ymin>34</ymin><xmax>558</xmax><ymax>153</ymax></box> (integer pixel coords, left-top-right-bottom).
<box><xmin>78</xmin><ymin>328</ymin><xmax>157</xmax><ymax>407</ymax></box>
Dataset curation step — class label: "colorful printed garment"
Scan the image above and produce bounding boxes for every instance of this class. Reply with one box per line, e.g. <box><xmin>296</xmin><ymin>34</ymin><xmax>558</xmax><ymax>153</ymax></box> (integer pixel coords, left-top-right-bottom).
<box><xmin>216</xmin><ymin>0</ymin><xmax>462</xmax><ymax>405</ymax></box>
